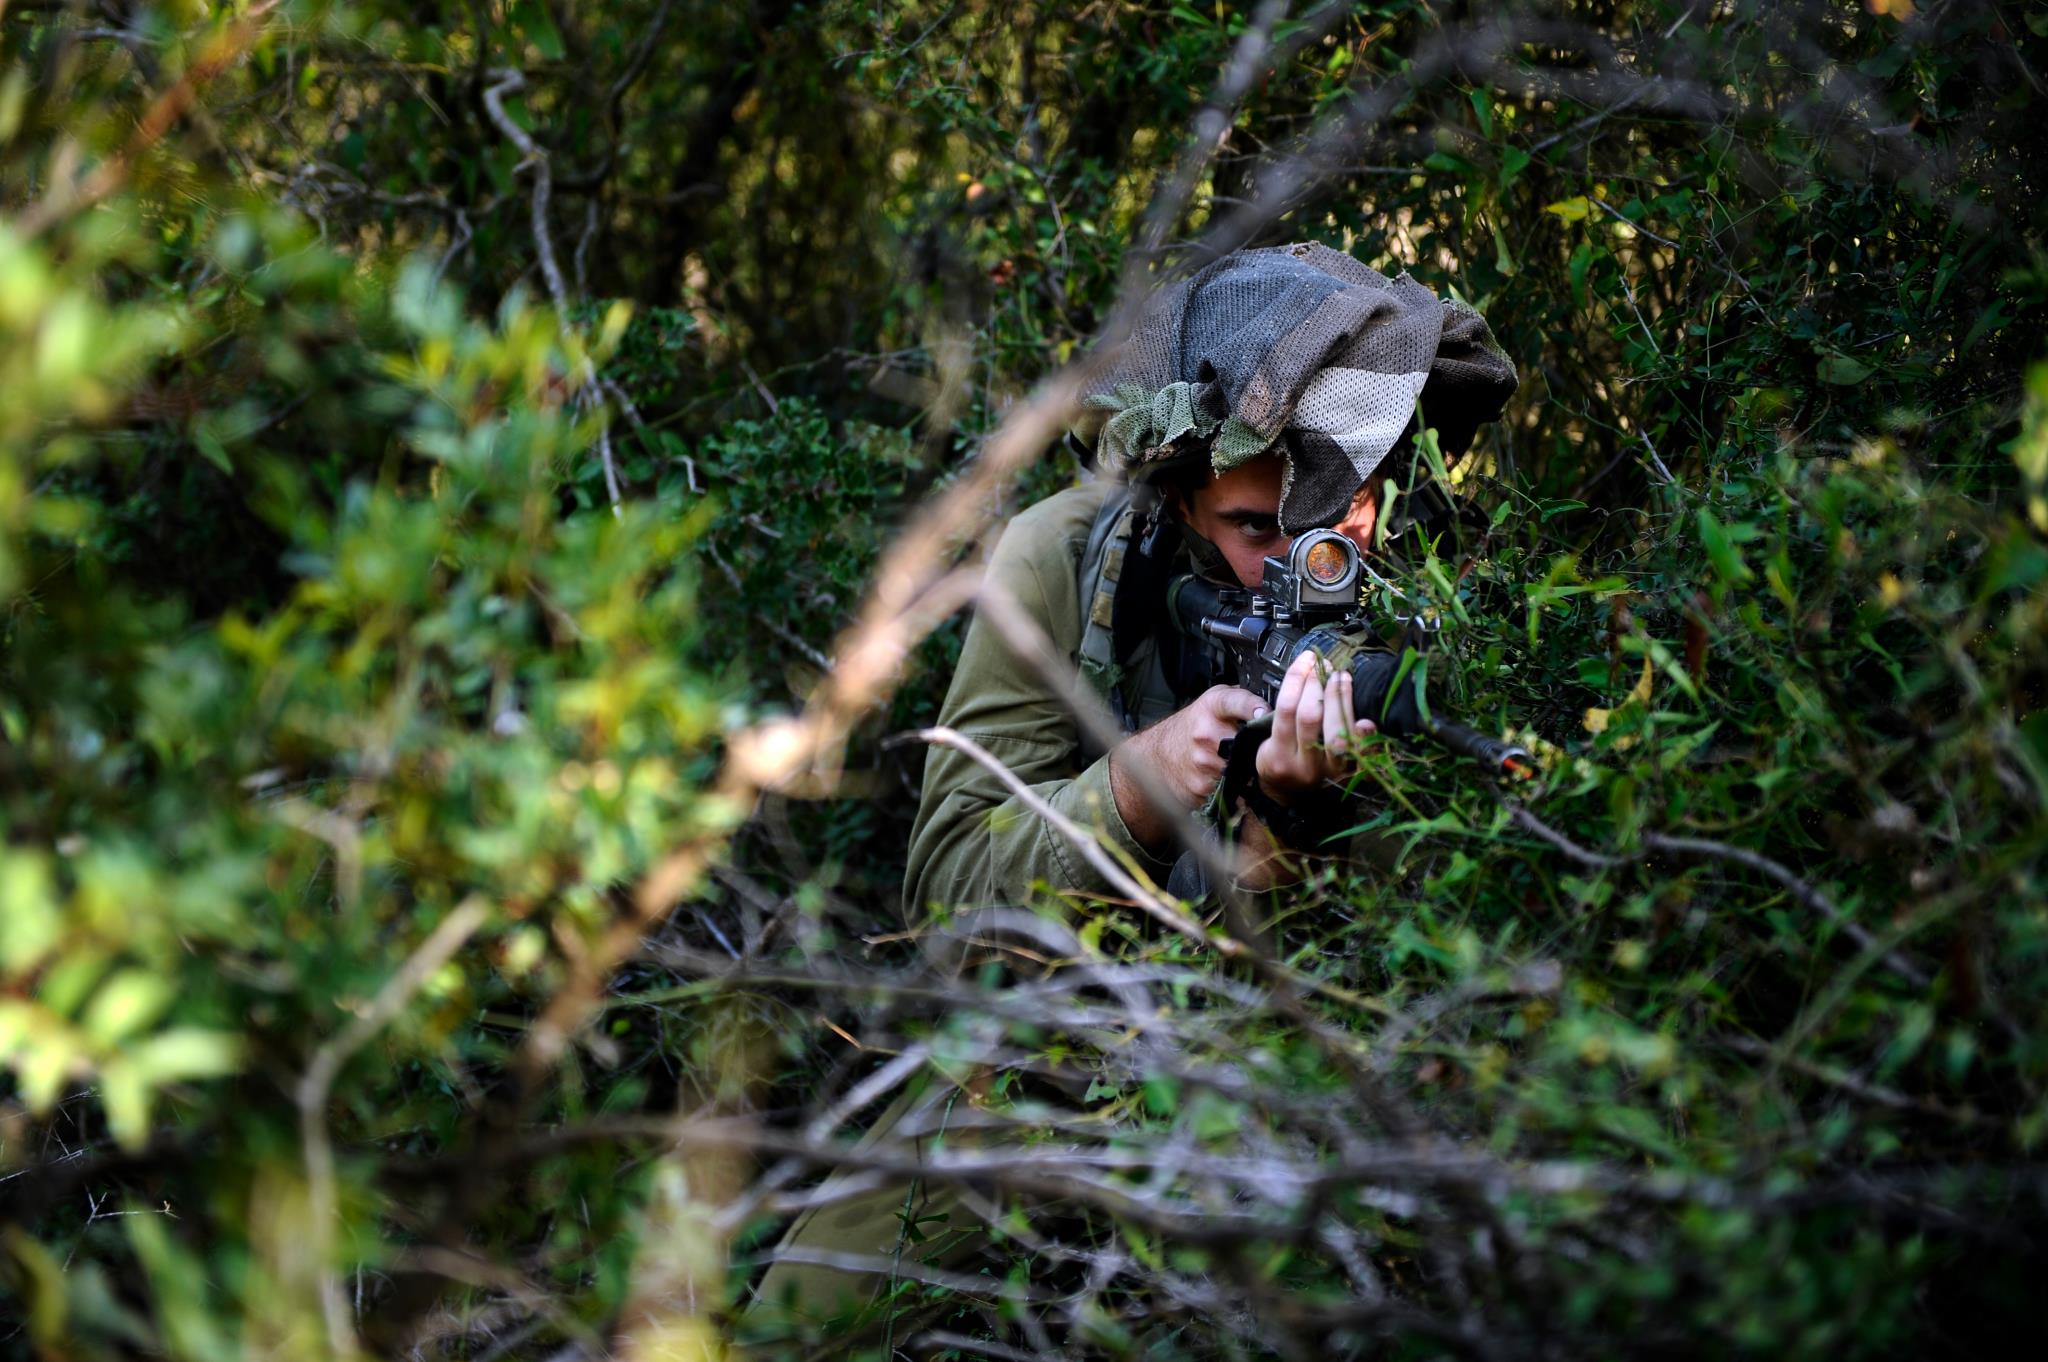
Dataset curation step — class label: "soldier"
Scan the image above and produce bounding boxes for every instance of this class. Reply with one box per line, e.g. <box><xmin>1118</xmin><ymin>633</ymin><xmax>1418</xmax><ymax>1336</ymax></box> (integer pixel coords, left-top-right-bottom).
<box><xmin>740</xmin><ymin>242</ymin><xmax>1517</xmax><ymax>1348</ymax></box>
<box><xmin>906</xmin><ymin>240</ymin><xmax>1519</xmax><ymax>911</ymax></box>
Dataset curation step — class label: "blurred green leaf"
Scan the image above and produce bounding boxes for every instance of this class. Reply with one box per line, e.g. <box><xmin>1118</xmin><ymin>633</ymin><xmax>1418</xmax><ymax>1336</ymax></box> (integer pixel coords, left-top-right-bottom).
<box><xmin>1817</xmin><ymin>353</ymin><xmax>1872</xmax><ymax>385</ymax></box>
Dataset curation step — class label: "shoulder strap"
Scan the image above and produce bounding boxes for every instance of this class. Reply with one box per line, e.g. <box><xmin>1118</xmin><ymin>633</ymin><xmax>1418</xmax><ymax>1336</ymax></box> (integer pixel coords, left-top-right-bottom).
<box><xmin>1078</xmin><ymin>484</ymin><xmax>1187</xmax><ymax>735</ymax></box>
<box><xmin>1075</xmin><ymin>486</ymin><xmax>1137</xmax><ymax>716</ymax></box>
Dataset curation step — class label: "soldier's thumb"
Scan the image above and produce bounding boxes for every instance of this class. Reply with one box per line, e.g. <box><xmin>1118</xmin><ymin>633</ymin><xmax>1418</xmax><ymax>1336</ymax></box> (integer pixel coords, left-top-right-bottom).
<box><xmin>1208</xmin><ymin>687</ymin><xmax>1269</xmax><ymax>727</ymax></box>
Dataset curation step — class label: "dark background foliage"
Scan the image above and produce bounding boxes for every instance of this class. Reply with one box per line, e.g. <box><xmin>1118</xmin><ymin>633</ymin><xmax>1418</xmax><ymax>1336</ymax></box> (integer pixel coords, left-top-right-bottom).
<box><xmin>2</xmin><ymin>1</ymin><xmax>2046</xmax><ymax>1358</ymax></box>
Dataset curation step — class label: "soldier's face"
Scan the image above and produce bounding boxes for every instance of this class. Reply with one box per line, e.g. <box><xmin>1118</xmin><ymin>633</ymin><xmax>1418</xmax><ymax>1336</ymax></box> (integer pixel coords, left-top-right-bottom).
<box><xmin>1177</xmin><ymin>451</ymin><xmax>1381</xmax><ymax>590</ymax></box>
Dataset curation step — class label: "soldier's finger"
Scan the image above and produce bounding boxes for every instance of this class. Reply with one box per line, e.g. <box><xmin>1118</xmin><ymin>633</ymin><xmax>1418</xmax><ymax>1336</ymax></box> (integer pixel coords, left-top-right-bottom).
<box><xmin>1295</xmin><ymin>663</ymin><xmax>1325</xmax><ymax>757</ymax></box>
<box><xmin>1273</xmin><ymin>650</ymin><xmax>1313</xmax><ymax>729</ymax></box>
<box><xmin>1322</xmin><ymin>671</ymin><xmax>1350</xmax><ymax>758</ymax></box>
<box><xmin>1341</xmin><ymin>673</ymin><xmax>1364</xmax><ymax>755</ymax></box>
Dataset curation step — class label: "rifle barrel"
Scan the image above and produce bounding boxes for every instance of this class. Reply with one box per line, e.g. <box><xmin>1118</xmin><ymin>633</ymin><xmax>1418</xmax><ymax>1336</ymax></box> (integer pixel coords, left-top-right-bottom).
<box><xmin>1423</xmin><ymin>718</ymin><xmax>1534</xmax><ymax>779</ymax></box>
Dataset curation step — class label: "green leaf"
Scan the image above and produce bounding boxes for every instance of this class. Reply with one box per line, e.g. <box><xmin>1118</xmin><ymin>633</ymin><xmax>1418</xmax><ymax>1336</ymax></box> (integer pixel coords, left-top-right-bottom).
<box><xmin>15</xmin><ymin>1030</ymin><xmax>77</xmax><ymax>1114</ymax></box>
<box><xmin>0</xmin><ymin>852</ymin><xmax>60</xmax><ymax>977</ymax></box>
<box><xmin>1877</xmin><ymin>1004</ymin><xmax>1935</xmax><ymax>1078</ymax></box>
<box><xmin>125</xmin><ymin>1028</ymin><xmax>242</xmax><ymax>1083</ymax></box>
<box><xmin>1982</xmin><ymin>534</ymin><xmax>2048</xmax><ymax>595</ymax></box>
<box><xmin>82</xmin><ymin>970</ymin><xmax>175</xmax><ymax>1048</ymax></box>
<box><xmin>0</xmin><ymin>1228</ymin><xmax>68</xmax><ymax>1347</ymax></box>
<box><xmin>127</xmin><ymin>1213</ymin><xmax>234</xmax><ymax>1360</ymax></box>
<box><xmin>1492</xmin><ymin>219</ymin><xmax>1517</xmax><ymax>276</ymax></box>
<box><xmin>1963</xmin><ymin>300</ymin><xmax>2013</xmax><ymax>352</ymax></box>
<box><xmin>1568</xmin><ymin>240</ymin><xmax>1595</xmax><ymax>309</ymax></box>
<box><xmin>1698</xmin><ymin>509</ymin><xmax>1754</xmax><ymax>584</ymax></box>
<box><xmin>193</xmin><ymin>424</ymin><xmax>232</xmax><ymax>474</ymax></box>
<box><xmin>1500</xmin><ymin>144</ymin><xmax>1531</xmax><ymax>187</ymax></box>
<box><xmin>38</xmin><ymin>950</ymin><xmax>112</xmax><ymax>1017</ymax></box>
<box><xmin>1816</xmin><ymin>353</ymin><xmax>1871</xmax><ymax>386</ymax></box>
<box><xmin>1469</xmin><ymin>88</ymin><xmax>1495</xmax><ymax>137</ymax></box>
<box><xmin>99</xmin><ymin>1056</ymin><xmax>153</xmax><ymax>1149</ymax></box>
<box><xmin>513</xmin><ymin>0</ymin><xmax>567</xmax><ymax>61</ymax></box>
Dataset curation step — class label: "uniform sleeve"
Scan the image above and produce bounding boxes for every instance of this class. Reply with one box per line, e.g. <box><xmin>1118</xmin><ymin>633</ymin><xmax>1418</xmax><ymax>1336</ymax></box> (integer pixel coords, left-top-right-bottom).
<box><xmin>903</xmin><ymin>492</ymin><xmax>1176</xmax><ymax>918</ymax></box>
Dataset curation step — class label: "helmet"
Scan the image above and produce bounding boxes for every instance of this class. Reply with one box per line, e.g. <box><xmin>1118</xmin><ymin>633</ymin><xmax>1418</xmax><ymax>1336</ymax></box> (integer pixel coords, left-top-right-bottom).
<box><xmin>1081</xmin><ymin>241</ymin><xmax>1518</xmax><ymax>534</ymax></box>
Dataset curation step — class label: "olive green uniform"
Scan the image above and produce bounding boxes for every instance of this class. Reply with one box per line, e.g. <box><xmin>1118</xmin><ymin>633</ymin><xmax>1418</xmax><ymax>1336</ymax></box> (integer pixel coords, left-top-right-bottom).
<box><xmin>904</xmin><ymin>479</ymin><xmax>1186</xmax><ymax>918</ymax></box>
<box><xmin>742</xmin><ymin>242</ymin><xmax>1519</xmax><ymax>1347</ymax></box>
<box><xmin>747</xmin><ymin>482</ymin><xmax>1161</xmax><ymax>1342</ymax></box>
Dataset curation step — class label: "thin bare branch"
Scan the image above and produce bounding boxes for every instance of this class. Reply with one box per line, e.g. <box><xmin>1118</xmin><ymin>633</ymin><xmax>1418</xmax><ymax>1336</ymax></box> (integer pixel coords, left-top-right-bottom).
<box><xmin>897</xmin><ymin>726</ymin><xmax>1233</xmax><ymax>955</ymax></box>
<box><xmin>480</xmin><ymin>70</ymin><xmax>571</xmax><ymax>313</ymax></box>
<box><xmin>297</xmin><ymin>897</ymin><xmax>491</xmax><ymax>1356</ymax></box>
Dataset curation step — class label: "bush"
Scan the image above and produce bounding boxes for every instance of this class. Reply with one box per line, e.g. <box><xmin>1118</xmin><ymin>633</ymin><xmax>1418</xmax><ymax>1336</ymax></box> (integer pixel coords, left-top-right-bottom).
<box><xmin>2</xmin><ymin>2</ymin><xmax>2044</xmax><ymax>1358</ymax></box>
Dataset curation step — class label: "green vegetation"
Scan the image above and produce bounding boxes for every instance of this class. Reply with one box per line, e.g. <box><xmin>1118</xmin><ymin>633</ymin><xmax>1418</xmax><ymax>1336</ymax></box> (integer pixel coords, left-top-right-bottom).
<box><xmin>2</xmin><ymin>1</ymin><xmax>2044</xmax><ymax>1358</ymax></box>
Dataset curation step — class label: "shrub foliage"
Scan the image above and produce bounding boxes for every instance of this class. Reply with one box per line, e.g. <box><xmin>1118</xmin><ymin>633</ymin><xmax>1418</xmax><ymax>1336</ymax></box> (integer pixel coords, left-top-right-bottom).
<box><xmin>1</xmin><ymin>2</ymin><xmax>2045</xmax><ymax>1359</ymax></box>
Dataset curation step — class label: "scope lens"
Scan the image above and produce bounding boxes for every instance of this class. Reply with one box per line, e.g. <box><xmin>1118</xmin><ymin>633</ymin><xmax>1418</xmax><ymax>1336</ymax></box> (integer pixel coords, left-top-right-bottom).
<box><xmin>1303</xmin><ymin>537</ymin><xmax>1349</xmax><ymax>586</ymax></box>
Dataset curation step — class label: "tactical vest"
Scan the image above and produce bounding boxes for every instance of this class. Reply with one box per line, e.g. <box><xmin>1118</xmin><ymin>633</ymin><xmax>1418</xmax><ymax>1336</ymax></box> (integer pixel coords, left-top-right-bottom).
<box><xmin>1072</xmin><ymin>484</ymin><xmax>1222</xmax><ymax>899</ymax></box>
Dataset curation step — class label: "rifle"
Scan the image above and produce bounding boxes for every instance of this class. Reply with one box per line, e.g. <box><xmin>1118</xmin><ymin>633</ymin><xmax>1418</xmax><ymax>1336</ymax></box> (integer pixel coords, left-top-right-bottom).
<box><xmin>1167</xmin><ymin>529</ymin><xmax>1530</xmax><ymax>838</ymax></box>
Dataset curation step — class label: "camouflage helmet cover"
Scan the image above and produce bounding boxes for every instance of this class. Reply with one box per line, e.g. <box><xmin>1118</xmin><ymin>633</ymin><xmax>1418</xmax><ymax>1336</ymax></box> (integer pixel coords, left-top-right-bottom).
<box><xmin>1085</xmin><ymin>241</ymin><xmax>1518</xmax><ymax>533</ymax></box>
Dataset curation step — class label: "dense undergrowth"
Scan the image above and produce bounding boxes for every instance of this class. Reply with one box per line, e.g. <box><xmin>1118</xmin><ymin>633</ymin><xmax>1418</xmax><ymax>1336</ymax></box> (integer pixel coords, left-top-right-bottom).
<box><xmin>2</xmin><ymin>1</ymin><xmax>2045</xmax><ymax>1358</ymax></box>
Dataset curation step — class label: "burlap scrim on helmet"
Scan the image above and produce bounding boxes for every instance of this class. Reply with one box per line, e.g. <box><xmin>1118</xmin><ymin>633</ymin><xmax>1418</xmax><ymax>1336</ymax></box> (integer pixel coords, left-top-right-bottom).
<box><xmin>1087</xmin><ymin>241</ymin><xmax>1518</xmax><ymax>533</ymax></box>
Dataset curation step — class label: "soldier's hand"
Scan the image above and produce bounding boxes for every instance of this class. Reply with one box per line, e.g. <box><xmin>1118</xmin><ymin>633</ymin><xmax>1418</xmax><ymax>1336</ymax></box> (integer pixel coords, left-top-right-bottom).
<box><xmin>1137</xmin><ymin>684</ymin><xmax>1270</xmax><ymax>808</ymax></box>
<box><xmin>1255</xmin><ymin>650</ymin><xmax>1376</xmax><ymax>804</ymax></box>
<box><xmin>1110</xmin><ymin>685</ymin><xmax>1270</xmax><ymax>850</ymax></box>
